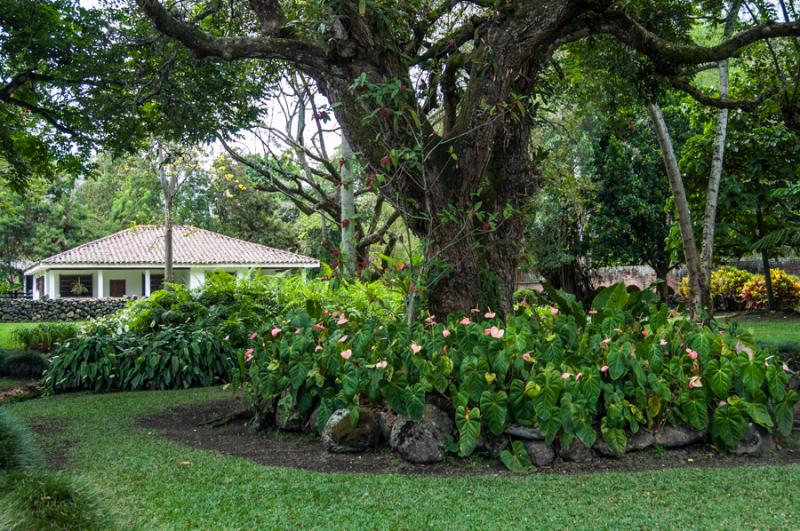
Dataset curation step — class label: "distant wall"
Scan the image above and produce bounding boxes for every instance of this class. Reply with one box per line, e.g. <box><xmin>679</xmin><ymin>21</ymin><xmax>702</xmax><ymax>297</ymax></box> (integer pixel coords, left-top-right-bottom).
<box><xmin>516</xmin><ymin>266</ymin><xmax>680</xmax><ymax>294</ymax></box>
<box><xmin>0</xmin><ymin>298</ymin><xmax>127</xmax><ymax>322</ymax></box>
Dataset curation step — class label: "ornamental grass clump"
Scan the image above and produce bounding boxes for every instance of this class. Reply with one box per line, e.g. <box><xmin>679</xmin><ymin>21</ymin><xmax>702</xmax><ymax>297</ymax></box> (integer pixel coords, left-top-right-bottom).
<box><xmin>236</xmin><ymin>283</ymin><xmax>796</xmax><ymax>465</ymax></box>
<box><xmin>0</xmin><ymin>409</ymin><xmax>40</xmax><ymax>471</ymax></box>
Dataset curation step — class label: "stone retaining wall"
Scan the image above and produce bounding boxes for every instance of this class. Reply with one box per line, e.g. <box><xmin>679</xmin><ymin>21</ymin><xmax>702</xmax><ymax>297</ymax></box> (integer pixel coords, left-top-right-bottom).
<box><xmin>0</xmin><ymin>298</ymin><xmax>127</xmax><ymax>322</ymax></box>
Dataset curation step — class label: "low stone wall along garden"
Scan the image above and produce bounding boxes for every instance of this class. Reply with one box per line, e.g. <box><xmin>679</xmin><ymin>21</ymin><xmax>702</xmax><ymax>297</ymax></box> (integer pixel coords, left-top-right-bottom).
<box><xmin>0</xmin><ymin>298</ymin><xmax>126</xmax><ymax>322</ymax></box>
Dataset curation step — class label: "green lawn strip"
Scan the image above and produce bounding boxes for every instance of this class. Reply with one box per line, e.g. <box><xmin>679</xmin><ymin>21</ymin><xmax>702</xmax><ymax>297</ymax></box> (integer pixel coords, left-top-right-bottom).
<box><xmin>721</xmin><ymin>313</ymin><xmax>800</xmax><ymax>358</ymax></box>
<box><xmin>0</xmin><ymin>323</ymin><xmax>40</xmax><ymax>349</ymax></box>
<box><xmin>8</xmin><ymin>388</ymin><xmax>800</xmax><ymax>529</ymax></box>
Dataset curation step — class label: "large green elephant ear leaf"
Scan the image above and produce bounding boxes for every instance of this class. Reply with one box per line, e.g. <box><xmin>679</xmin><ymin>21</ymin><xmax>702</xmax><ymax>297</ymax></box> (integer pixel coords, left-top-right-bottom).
<box><xmin>455</xmin><ymin>406</ymin><xmax>481</xmax><ymax>457</ymax></box>
<box><xmin>542</xmin><ymin>283</ymin><xmax>586</xmax><ymax>327</ymax></box>
<box><xmin>500</xmin><ymin>440</ymin><xmax>532</xmax><ymax>472</ymax></box>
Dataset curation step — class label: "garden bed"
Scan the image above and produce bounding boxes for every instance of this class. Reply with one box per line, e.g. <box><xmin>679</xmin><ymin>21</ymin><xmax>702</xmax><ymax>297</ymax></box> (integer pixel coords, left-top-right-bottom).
<box><xmin>141</xmin><ymin>399</ymin><xmax>800</xmax><ymax>476</ymax></box>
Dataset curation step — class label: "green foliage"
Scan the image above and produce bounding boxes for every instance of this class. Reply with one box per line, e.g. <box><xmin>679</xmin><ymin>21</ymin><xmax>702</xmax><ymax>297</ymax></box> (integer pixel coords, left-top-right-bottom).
<box><xmin>12</xmin><ymin>322</ymin><xmax>78</xmax><ymax>353</ymax></box>
<box><xmin>0</xmin><ymin>408</ymin><xmax>40</xmax><ymax>471</ymax></box>
<box><xmin>237</xmin><ymin>282</ymin><xmax>795</xmax><ymax>470</ymax></box>
<box><xmin>0</xmin><ymin>350</ymin><xmax>48</xmax><ymax>378</ymax></box>
<box><xmin>741</xmin><ymin>269</ymin><xmax>800</xmax><ymax>310</ymax></box>
<box><xmin>0</xmin><ymin>470</ymin><xmax>108</xmax><ymax>531</ymax></box>
<box><xmin>45</xmin><ymin>274</ymin><xmax>403</xmax><ymax>393</ymax></box>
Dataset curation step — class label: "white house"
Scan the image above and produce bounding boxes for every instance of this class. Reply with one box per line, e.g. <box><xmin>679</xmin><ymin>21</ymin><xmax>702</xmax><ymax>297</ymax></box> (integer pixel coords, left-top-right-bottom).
<box><xmin>23</xmin><ymin>225</ymin><xmax>319</xmax><ymax>300</ymax></box>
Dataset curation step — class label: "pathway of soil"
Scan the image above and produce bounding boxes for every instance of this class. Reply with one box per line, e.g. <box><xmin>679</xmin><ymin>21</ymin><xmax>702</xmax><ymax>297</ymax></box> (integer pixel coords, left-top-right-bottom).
<box><xmin>140</xmin><ymin>399</ymin><xmax>800</xmax><ymax>476</ymax></box>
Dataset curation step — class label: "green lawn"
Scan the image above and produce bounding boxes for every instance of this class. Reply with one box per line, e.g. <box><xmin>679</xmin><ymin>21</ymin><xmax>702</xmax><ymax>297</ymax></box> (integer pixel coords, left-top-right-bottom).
<box><xmin>720</xmin><ymin>313</ymin><xmax>800</xmax><ymax>354</ymax></box>
<box><xmin>0</xmin><ymin>323</ymin><xmax>40</xmax><ymax>349</ymax></box>
<box><xmin>4</xmin><ymin>387</ymin><xmax>800</xmax><ymax>529</ymax></box>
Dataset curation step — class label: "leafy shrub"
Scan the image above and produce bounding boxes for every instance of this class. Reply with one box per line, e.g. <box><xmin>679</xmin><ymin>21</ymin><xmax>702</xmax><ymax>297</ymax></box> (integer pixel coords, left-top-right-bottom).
<box><xmin>709</xmin><ymin>266</ymin><xmax>754</xmax><ymax>310</ymax></box>
<box><xmin>0</xmin><ymin>409</ymin><xmax>40</xmax><ymax>471</ymax></box>
<box><xmin>0</xmin><ymin>350</ymin><xmax>48</xmax><ymax>378</ymax></box>
<box><xmin>13</xmin><ymin>323</ymin><xmax>79</xmax><ymax>353</ymax></box>
<box><xmin>0</xmin><ymin>470</ymin><xmax>107</xmax><ymax>531</ymax></box>
<box><xmin>45</xmin><ymin>273</ymin><xmax>403</xmax><ymax>393</ymax></box>
<box><xmin>679</xmin><ymin>266</ymin><xmax>755</xmax><ymax>310</ymax></box>
<box><xmin>237</xmin><ymin>283</ymin><xmax>796</xmax><ymax>458</ymax></box>
<box><xmin>741</xmin><ymin>269</ymin><xmax>800</xmax><ymax>310</ymax></box>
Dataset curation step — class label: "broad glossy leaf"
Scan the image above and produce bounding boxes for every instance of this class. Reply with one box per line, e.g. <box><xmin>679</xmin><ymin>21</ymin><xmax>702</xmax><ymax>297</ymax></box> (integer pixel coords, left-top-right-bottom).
<box><xmin>480</xmin><ymin>390</ymin><xmax>509</xmax><ymax>435</ymax></box>
<box><xmin>711</xmin><ymin>404</ymin><xmax>746</xmax><ymax>449</ymax></box>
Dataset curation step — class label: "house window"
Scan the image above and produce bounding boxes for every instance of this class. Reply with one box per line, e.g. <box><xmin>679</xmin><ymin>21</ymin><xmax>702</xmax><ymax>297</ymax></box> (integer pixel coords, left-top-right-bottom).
<box><xmin>151</xmin><ymin>274</ymin><xmax>165</xmax><ymax>292</ymax></box>
<box><xmin>109</xmin><ymin>279</ymin><xmax>126</xmax><ymax>297</ymax></box>
<box><xmin>59</xmin><ymin>275</ymin><xmax>93</xmax><ymax>298</ymax></box>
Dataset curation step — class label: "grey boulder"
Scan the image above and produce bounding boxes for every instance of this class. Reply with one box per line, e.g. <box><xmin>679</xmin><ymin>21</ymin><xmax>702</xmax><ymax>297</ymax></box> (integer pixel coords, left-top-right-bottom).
<box><xmin>731</xmin><ymin>423</ymin><xmax>773</xmax><ymax>457</ymax></box>
<box><xmin>523</xmin><ymin>441</ymin><xmax>555</xmax><ymax>467</ymax></box>
<box><xmin>558</xmin><ymin>439</ymin><xmax>593</xmax><ymax>463</ymax></box>
<box><xmin>322</xmin><ymin>408</ymin><xmax>382</xmax><ymax>453</ymax></box>
<box><xmin>390</xmin><ymin>404</ymin><xmax>454</xmax><ymax>463</ymax></box>
<box><xmin>654</xmin><ymin>425</ymin><xmax>706</xmax><ymax>448</ymax></box>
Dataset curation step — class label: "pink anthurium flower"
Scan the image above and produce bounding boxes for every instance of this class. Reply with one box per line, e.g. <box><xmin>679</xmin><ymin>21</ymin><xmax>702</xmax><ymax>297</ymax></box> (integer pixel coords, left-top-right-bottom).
<box><xmin>522</xmin><ymin>352</ymin><xmax>533</xmax><ymax>363</ymax></box>
<box><xmin>314</xmin><ymin>323</ymin><xmax>325</xmax><ymax>331</ymax></box>
<box><xmin>642</xmin><ymin>330</ymin><xmax>649</xmax><ymax>337</ymax></box>
<box><xmin>575</xmin><ymin>372</ymin><xmax>583</xmax><ymax>381</ymax></box>
<box><xmin>784</xmin><ymin>362</ymin><xmax>791</xmax><ymax>373</ymax></box>
<box><xmin>561</xmin><ymin>372</ymin><xmax>571</xmax><ymax>380</ymax></box>
<box><xmin>338</xmin><ymin>335</ymin><xmax>348</xmax><ymax>343</ymax></box>
<box><xmin>470</xmin><ymin>307</ymin><xmax>480</xmax><ymax>313</ymax></box>
<box><xmin>600</xmin><ymin>365</ymin><xmax>609</xmax><ymax>373</ymax></box>
<box><xmin>588</xmin><ymin>309</ymin><xmax>598</xmax><ymax>315</ymax></box>
<box><xmin>425</xmin><ymin>315</ymin><xmax>437</xmax><ymax>324</ymax></box>
<box><xmin>244</xmin><ymin>348</ymin><xmax>254</xmax><ymax>362</ymax></box>
<box><xmin>686</xmin><ymin>348</ymin><xmax>698</xmax><ymax>360</ymax></box>
<box><xmin>271</xmin><ymin>327</ymin><xmax>282</xmax><ymax>337</ymax></box>
<box><xmin>249</xmin><ymin>332</ymin><xmax>258</xmax><ymax>340</ymax></box>
<box><xmin>442</xmin><ymin>329</ymin><xmax>451</xmax><ymax>338</ymax></box>
<box><xmin>341</xmin><ymin>349</ymin><xmax>352</xmax><ymax>360</ymax></box>
<box><xmin>314</xmin><ymin>344</ymin><xmax>323</xmax><ymax>352</ymax></box>
<box><xmin>601</xmin><ymin>337</ymin><xmax>612</xmax><ymax>346</ymax></box>
<box><xmin>484</xmin><ymin>309</ymin><xmax>496</xmax><ymax>319</ymax></box>
<box><xmin>411</xmin><ymin>342</ymin><xmax>422</xmax><ymax>354</ymax></box>
<box><xmin>294</xmin><ymin>328</ymin><xmax>301</xmax><ymax>335</ymax></box>
<box><xmin>337</xmin><ymin>315</ymin><xmax>349</xmax><ymax>326</ymax></box>
<box><xmin>688</xmin><ymin>376</ymin><xmax>703</xmax><ymax>389</ymax></box>
<box><xmin>549</xmin><ymin>306</ymin><xmax>559</xmax><ymax>316</ymax></box>
<box><xmin>460</xmin><ymin>317</ymin><xmax>471</xmax><ymax>325</ymax></box>
<box><xmin>484</xmin><ymin>326</ymin><xmax>504</xmax><ymax>339</ymax></box>
<box><xmin>660</xmin><ymin>338</ymin><xmax>668</xmax><ymax>346</ymax></box>
<box><xmin>376</xmin><ymin>360</ymin><xmax>388</xmax><ymax>369</ymax></box>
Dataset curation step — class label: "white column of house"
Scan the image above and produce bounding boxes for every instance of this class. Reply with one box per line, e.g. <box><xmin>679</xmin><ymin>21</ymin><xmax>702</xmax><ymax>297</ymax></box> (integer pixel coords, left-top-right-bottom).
<box><xmin>46</xmin><ymin>270</ymin><xmax>57</xmax><ymax>299</ymax></box>
<box><xmin>97</xmin><ymin>270</ymin><xmax>104</xmax><ymax>298</ymax></box>
<box><xmin>32</xmin><ymin>275</ymin><xmax>39</xmax><ymax>300</ymax></box>
<box><xmin>144</xmin><ymin>270</ymin><xmax>151</xmax><ymax>296</ymax></box>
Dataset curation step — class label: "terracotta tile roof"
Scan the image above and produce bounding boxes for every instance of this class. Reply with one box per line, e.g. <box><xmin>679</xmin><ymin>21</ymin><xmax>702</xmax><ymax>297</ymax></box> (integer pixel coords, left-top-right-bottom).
<box><xmin>30</xmin><ymin>225</ymin><xmax>318</xmax><ymax>268</ymax></box>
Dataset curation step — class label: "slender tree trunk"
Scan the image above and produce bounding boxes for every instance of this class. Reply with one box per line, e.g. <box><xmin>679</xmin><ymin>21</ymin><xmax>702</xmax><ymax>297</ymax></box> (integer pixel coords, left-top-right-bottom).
<box><xmin>164</xmin><ymin>195</ymin><xmax>174</xmax><ymax>285</ymax></box>
<box><xmin>647</xmin><ymin>102</ymin><xmax>707</xmax><ymax>318</ymax></box>
<box><xmin>340</xmin><ymin>137</ymin><xmax>357</xmax><ymax>276</ymax></box>
<box><xmin>699</xmin><ymin>4</ymin><xmax>739</xmax><ymax>309</ymax></box>
<box><xmin>756</xmin><ymin>207</ymin><xmax>775</xmax><ymax>310</ymax></box>
<box><xmin>655</xmin><ymin>264</ymin><xmax>671</xmax><ymax>302</ymax></box>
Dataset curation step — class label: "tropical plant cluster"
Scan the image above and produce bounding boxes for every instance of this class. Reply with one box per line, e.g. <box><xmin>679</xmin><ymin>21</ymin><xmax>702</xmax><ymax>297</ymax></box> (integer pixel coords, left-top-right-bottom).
<box><xmin>680</xmin><ymin>266</ymin><xmax>800</xmax><ymax>311</ymax></box>
<box><xmin>45</xmin><ymin>273</ymin><xmax>403</xmax><ymax>393</ymax></box>
<box><xmin>236</xmin><ymin>284</ymin><xmax>796</xmax><ymax>463</ymax></box>
<box><xmin>12</xmin><ymin>323</ymin><xmax>78</xmax><ymax>353</ymax></box>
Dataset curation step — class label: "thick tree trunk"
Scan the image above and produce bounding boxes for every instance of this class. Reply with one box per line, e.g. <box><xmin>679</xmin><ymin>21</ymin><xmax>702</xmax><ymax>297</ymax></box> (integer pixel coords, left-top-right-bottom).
<box><xmin>647</xmin><ymin>102</ymin><xmax>708</xmax><ymax>318</ymax></box>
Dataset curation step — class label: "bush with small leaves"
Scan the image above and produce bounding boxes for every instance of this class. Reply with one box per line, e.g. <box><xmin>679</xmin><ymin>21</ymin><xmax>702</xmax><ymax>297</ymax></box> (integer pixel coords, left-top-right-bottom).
<box><xmin>0</xmin><ymin>350</ymin><xmax>48</xmax><ymax>378</ymax></box>
<box><xmin>741</xmin><ymin>269</ymin><xmax>800</xmax><ymax>310</ymax></box>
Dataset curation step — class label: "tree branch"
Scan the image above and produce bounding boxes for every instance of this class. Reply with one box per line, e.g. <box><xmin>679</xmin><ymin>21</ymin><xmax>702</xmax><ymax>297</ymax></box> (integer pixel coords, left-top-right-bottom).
<box><xmin>599</xmin><ymin>10</ymin><xmax>800</xmax><ymax>65</ymax></box>
<box><xmin>670</xmin><ymin>76</ymin><xmax>779</xmax><ymax>109</ymax></box>
<box><xmin>136</xmin><ymin>0</ymin><xmax>329</xmax><ymax>72</ymax></box>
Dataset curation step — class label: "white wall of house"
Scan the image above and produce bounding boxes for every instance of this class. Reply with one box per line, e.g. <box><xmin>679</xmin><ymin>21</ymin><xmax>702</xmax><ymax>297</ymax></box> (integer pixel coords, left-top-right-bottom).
<box><xmin>30</xmin><ymin>268</ymin><xmax>192</xmax><ymax>300</ymax></box>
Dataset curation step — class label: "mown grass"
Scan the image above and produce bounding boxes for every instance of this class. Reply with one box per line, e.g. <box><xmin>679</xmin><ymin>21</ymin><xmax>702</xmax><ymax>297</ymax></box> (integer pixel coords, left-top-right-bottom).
<box><xmin>6</xmin><ymin>387</ymin><xmax>800</xmax><ymax>529</ymax></box>
<box><xmin>0</xmin><ymin>323</ymin><xmax>40</xmax><ymax>349</ymax></box>
<box><xmin>722</xmin><ymin>312</ymin><xmax>800</xmax><ymax>360</ymax></box>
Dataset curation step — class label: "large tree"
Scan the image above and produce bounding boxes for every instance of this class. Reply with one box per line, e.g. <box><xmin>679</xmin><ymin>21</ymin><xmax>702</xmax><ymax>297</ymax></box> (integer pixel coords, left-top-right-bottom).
<box><xmin>38</xmin><ymin>1</ymin><xmax>800</xmax><ymax>314</ymax></box>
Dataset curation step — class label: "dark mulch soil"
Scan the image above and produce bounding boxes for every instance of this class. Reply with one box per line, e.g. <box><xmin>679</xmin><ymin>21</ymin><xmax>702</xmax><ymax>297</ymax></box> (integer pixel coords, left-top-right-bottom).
<box><xmin>27</xmin><ymin>417</ymin><xmax>74</xmax><ymax>471</ymax></box>
<box><xmin>140</xmin><ymin>399</ymin><xmax>800</xmax><ymax>476</ymax></box>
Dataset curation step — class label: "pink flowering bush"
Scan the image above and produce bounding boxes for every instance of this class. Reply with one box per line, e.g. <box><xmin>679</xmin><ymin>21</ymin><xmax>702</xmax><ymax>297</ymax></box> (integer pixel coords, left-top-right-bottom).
<box><xmin>235</xmin><ymin>283</ymin><xmax>796</xmax><ymax>465</ymax></box>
